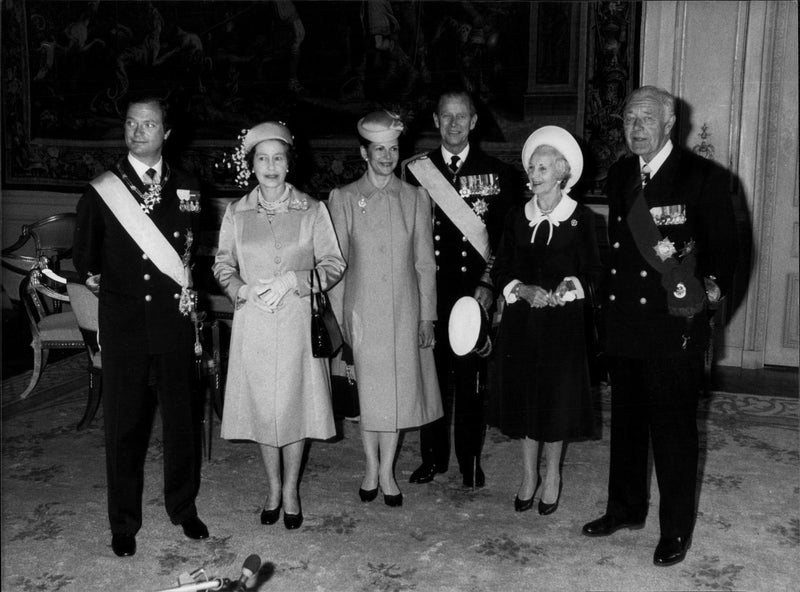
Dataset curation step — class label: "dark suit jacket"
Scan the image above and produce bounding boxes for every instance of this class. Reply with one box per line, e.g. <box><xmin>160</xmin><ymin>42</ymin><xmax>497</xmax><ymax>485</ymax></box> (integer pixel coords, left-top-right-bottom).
<box><xmin>73</xmin><ymin>158</ymin><xmax>200</xmax><ymax>356</ymax></box>
<box><xmin>603</xmin><ymin>147</ymin><xmax>738</xmax><ymax>357</ymax></box>
<box><xmin>404</xmin><ymin>146</ymin><xmax>516</xmax><ymax>320</ymax></box>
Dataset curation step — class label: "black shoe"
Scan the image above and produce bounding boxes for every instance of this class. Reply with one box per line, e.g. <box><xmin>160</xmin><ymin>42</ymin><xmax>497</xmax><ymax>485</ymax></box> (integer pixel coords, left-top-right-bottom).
<box><xmin>111</xmin><ymin>533</ymin><xmax>136</xmax><ymax>557</ymax></box>
<box><xmin>538</xmin><ymin>481</ymin><xmax>562</xmax><ymax>516</ymax></box>
<box><xmin>181</xmin><ymin>516</ymin><xmax>209</xmax><ymax>540</ymax></box>
<box><xmin>260</xmin><ymin>502</ymin><xmax>281</xmax><ymax>525</ymax></box>
<box><xmin>409</xmin><ymin>463</ymin><xmax>440</xmax><ymax>484</ymax></box>
<box><xmin>359</xmin><ymin>487</ymin><xmax>378</xmax><ymax>502</ymax></box>
<box><xmin>582</xmin><ymin>514</ymin><xmax>645</xmax><ymax>537</ymax></box>
<box><xmin>283</xmin><ymin>510</ymin><xmax>303</xmax><ymax>530</ymax></box>
<box><xmin>514</xmin><ymin>495</ymin><xmax>534</xmax><ymax>512</ymax></box>
<box><xmin>653</xmin><ymin>535</ymin><xmax>691</xmax><ymax>566</ymax></box>
<box><xmin>383</xmin><ymin>492</ymin><xmax>403</xmax><ymax>507</ymax></box>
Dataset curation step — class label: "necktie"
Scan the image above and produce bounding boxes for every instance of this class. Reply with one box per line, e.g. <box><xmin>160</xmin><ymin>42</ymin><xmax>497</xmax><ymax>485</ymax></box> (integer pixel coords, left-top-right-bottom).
<box><xmin>145</xmin><ymin>168</ymin><xmax>157</xmax><ymax>185</ymax></box>
<box><xmin>449</xmin><ymin>155</ymin><xmax>460</xmax><ymax>173</ymax></box>
<box><xmin>641</xmin><ymin>163</ymin><xmax>651</xmax><ymax>188</ymax></box>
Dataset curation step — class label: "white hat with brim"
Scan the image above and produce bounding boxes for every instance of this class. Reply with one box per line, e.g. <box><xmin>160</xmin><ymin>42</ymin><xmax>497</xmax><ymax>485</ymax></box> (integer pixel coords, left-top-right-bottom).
<box><xmin>242</xmin><ymin>122</ymin><xmax>293</xmax><ymax>153</ymax></box>
<box><xmin>521</xmin><ymin>125</ymin><xmax>583</xmax><ymax>191</ymax></box>
<box><xmin>357</xmin><ymin>110</ymin><xmax>404</xmax><ymax>143</ymax></box>
<box><xmin>448</xmin><ymin>296</ymin><xmax>492</xmax><ymax>358</ymax></box>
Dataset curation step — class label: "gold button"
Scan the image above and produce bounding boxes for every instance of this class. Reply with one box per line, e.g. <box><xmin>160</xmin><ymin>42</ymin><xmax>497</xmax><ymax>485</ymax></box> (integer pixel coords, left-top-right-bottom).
<box><xmin>435</xmin><ymin>250</ymin><xmax>440</xmax><ymax>256</ymax></box>
<box><xmin>173</xmin><ymin>231</ymin><xmax>180</xmax><ymax>238</ymax></box>
<box><xmin>639</xmin><ymin>297</ymin><xmax>647</xmax><ymax>304</ymax></box>
<box><xmin>460</xmin><ymin>266</ymin><xmax>467</xmax><ymax>272</ymax></box>
<box><xmin>142</xmin><ymin>254</ymin><xmax>149</xmax><ymax>260</ymax></box>
<box><xmin>640</xmin><ymin>270</ymin><xmax>648</xmax><ymax>277</ymax></box>
<box><xmin>616</xmin><ymin>216</ymin><xmax>622</xmax><ymax>222</ymax></box>
<box><xmin>145</xmin><ymin>295</ymin><xmax>152</xmax><ymax>302</ymax></box>
<box><xmin>462</xmin><ymin>236</ymin><xmax>468</xmax><ymax>242</ymax></box>
<box><xmin>435</xmin><ymin>220</ymin><xmax>440</xmax><ymax>225</ymax></box>
<box><xmin>461</xmin><ymin>251</ymin><xmax>467</xmax><ymax>257</ymax></box>
<box><xmin>610</xmin><ymin>268</ymin><xmax>617</xmax><ymax>275</ymax></box>
<box><xmin>174</xmin><ymin>293</ymin><xmax>180</xmax><ymax>299</ymax></box>
<box><xmin>275</xmin><ymin>243</ymin><xmax>282</xmax><ymax>249</ymax></box>
<box><xmin>613</xmin><ymin>242</ymin><xmax>620</xmax><ymax>249</ymax></box>
<box><xmin>434</xmin><ymin>235</ymin><xmax>440</xmax><ymax>241</ymax></box>
<box><xmin>143</xmin><ymin>274</ymin><xmax>151</xmax><ymax>281</ymax></box>
<box><xmin>609</xmin><ymin>294</ymin><xmax>616</xmax><ymax>301</ymax></box>
<box><xmin>274</xmin><ymin>257</ymin><xmax>281</xmax><ymax>264</ymax></box>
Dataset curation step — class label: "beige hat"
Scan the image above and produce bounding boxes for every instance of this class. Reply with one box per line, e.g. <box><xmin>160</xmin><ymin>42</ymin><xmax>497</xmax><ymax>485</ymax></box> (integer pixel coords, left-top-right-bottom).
<box><xmin>521</xmin><ymin>126</ymin><xmax>583</xmax><ymax>191</ymax></box>
<box><xmin>357</xmin><ymin>110</ymin><xmax>404</xmax><ymax>143</ymax></box>
<box><xmin>242</xmin><ymin>121</ymin><xmax>293</xmax><ymax>153</ymax></box>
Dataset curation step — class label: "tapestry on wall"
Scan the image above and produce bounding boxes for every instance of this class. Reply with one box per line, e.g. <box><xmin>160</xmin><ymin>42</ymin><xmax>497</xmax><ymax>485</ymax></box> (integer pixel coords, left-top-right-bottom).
<box><xmin>2</xmin><ymin>0</ymin><xmax>538</xmax><ymax>195</ymax></box>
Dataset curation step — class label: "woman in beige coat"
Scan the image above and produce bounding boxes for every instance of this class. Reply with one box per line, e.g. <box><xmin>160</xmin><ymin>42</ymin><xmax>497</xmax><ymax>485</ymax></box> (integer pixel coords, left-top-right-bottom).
<box><xmin>214</xmin><ymin>122</ymin><xmax>345</xmax><ymax>530</ymax></box>
<box><xmin>328</xmin><ymin>110</ymin><xmax>442</xmax><ymax>507</ymax></box>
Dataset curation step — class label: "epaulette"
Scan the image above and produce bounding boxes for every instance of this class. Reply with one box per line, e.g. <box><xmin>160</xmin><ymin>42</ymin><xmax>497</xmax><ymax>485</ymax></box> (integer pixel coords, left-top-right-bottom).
<box><xmin>400</xmin><ymin>152</ymin><xmax>429</xmax><ymax>182</ymax></box>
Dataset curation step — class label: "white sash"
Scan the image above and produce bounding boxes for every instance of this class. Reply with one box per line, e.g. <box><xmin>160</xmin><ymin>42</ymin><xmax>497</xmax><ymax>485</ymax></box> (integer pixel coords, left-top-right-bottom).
<box><xmin>408</xmin><ymin>157</ymin><xmax>490</xmax><ymax>262</ymax></box>
<box><xmin>91</xmin><ymin>171</ymin><xmax>189</xmax><ymax>288</ymax></box>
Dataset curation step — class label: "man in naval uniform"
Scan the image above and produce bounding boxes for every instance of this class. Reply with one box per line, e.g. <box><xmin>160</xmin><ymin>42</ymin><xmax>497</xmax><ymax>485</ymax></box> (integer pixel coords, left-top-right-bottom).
<box><xmin>73</xmin><ymin>95</ymin><xmax>208</xmax><ymax>557</ymax></box>
<box><xmin>581</xmin><ymin>86</ymin><xmax>738</xmax><ymax>566</ymax></box>
<box><xmin>403</xmin><ymin>90</ymin><xmax>515</xmax><ymax>487</ymax></box>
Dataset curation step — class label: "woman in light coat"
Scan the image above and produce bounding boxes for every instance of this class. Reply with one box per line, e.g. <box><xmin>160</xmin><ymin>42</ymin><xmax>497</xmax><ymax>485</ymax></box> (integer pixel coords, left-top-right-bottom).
<box><xmin>328</xmin><ymin>110</ymin><xmax>442</xmax><ymax>507</ymax></box>
<box><xmin>214</xmin><ymin>122</ymin><xmax>345</xmax><ymax>530</ymax></box>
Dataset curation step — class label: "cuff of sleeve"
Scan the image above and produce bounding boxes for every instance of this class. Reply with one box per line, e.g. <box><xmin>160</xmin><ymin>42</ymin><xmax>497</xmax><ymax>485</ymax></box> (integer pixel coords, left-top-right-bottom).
<box><xmin>503</xmin><ymin>280</ymin><xmax>521</xmax><ymax>303</ymax></box>
<box><xmin>563</xmin><ymin>276</ymin><xmax>585</xmax><ymax>300</ymax></box>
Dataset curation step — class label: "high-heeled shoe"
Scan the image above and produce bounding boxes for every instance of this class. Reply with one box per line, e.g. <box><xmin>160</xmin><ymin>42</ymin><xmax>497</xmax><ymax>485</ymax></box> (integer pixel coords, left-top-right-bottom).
<box><xmin>383</xmin><ymin>492</ymin><xmax>403</xmax><ymax>507</ymax></box>
<box><xmin>283</xmin><ymin>499</ymin><xmax>303</xmax><ymax>529</ymax></box>
<box><xmin>260</xmin><ymin>501</ymin><xmax>282</xmax><ymax>525</ymax></box>
<box><xmin>514</xmin><ymin>495</ymin><xmax>534</xmax><ymax>512</ymax></box>
<box><xmin>538</xmin><ymin>480</ymin><xmax>562</xmax><ymax>516</ymax></box>
<box><xmin>514</xmin><ymin>476</ymin><xmax>541</xmax><ymax>512</ymax></box>
<box><xmin>359</xmin><ymin>487</ymin><xmax>378</xmax><ymax>502</ymax></box>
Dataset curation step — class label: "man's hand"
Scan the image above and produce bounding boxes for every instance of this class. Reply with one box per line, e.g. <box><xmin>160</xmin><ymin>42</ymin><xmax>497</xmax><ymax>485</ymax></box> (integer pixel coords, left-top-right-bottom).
<box><xmin>473</xmin><ymin>285</ymin><xmax>494</xmax><ymax>311</ymax></box>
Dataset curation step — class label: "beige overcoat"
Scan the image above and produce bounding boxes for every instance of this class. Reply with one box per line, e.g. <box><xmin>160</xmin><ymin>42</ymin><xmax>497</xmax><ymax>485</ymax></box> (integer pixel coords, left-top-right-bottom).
<box><xmin>214</xmin><ymin>185</ymin><xmax>346</xmax><ymax>446</ymax></box>
<box><xmin>328</xmin><ymin>173</ymin><xmax>442</xmax><ymax>432</ymax></box>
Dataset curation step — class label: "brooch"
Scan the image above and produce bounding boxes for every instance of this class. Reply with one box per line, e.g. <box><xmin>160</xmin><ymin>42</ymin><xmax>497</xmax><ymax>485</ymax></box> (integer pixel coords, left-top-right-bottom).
<box><xmin>653</xmin><ymin>237</ymin><xmax>677</xmax><ymax>262</ymax></box>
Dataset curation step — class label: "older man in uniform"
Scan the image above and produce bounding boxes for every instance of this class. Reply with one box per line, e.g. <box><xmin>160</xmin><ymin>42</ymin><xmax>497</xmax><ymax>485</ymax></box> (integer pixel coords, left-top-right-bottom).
<box><xmin>403</xmin><ymin>90</ymin><xmax>515</xmax><ymax>487</ymax></box>
<box><xmin>73</xmin><ymin>95</ymin><xmax>208</xmax><ymax>557</ymax></box>
<box><xmin>582</xmin><ymin>86</ymin><xmax>738</xmax><ymax>566</ymax></box>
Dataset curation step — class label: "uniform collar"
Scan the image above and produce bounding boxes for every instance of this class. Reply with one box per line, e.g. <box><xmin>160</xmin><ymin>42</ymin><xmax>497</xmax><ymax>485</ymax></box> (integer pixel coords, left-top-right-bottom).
<box><xmin>639</xmin><ymin>139</ymin><xmax>673</xmax><ymax>177</ymax></box>
<box><xmin>127</xmin><ymin>154</ymin><xmax>163</xmax><ymax>182</ymax></box>
<box><xmin>441</xmin><ymin>144</ymin><xmax>470</xmax><ymax>166</ymax></box>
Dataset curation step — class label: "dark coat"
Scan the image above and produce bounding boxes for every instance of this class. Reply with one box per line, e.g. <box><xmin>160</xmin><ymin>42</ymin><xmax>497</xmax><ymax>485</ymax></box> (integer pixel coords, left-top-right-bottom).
<box><xmin>404</xmin><ymin>146</ymin><xmax>516</xmax><ymax>319</ymax></box>
<box><xmin>603</xmin><ymin>147</ymin><xmax>738</xmax><ymax>358</ymax></box>
<box><xmin>73</xmin><ymin>158</ymin><xmax>200</xmax><ymax>356</ymax></box>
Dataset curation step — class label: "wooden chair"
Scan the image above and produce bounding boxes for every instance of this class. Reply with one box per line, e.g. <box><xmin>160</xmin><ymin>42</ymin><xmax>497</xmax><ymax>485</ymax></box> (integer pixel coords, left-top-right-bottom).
<box><xmin>17</xmin><ymin>266</ymin><xmax>84</xmax><ymax>400</ymax></box>
<box><xmin>65</xmin><ymin>280</ymin><xmax>102</xmax><ymax>430</ymax></box>
<box><xmin>2</xmin><ymin>213</ymin><xmax>77</xmax><ymax>308</ymax></box>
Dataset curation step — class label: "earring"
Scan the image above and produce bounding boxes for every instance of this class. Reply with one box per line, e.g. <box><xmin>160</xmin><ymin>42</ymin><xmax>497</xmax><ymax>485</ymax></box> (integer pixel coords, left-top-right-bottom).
<box><xmin>526</xmin><ymin>182</ymin><xmax>532</xmax><ymax>191</ymax></box>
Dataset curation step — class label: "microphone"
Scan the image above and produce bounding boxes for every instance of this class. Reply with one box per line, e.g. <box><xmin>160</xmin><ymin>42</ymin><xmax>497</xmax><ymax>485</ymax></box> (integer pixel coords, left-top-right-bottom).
<box><xmin>228</xmin><ymin>554</ymin><xmax>261</xmax><ymax>592</ymax></box>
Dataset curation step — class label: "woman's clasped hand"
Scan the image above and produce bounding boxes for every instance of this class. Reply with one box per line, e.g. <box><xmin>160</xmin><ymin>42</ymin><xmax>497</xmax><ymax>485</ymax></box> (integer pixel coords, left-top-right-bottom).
<box><xmin>515</xmin><ymin>280</ymin><xmax>575</xmax><ymax>308</ymax></box>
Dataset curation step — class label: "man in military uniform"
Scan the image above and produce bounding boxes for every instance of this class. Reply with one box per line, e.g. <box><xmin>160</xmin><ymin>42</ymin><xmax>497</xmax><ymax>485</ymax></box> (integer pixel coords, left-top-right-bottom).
<box><xmin>582</xmin><ymin>86</ymin><xmax>738</xmax><ymax>566</ymax></box>
<box><xmin>403</xmin><ymin>90</ymin><xmax>515</xmax><ymax>487</ymax></box>
<box><xmin>73</xmin><ymin>95</ymin><xmax>208</xmax><ymax>557</ymax></box>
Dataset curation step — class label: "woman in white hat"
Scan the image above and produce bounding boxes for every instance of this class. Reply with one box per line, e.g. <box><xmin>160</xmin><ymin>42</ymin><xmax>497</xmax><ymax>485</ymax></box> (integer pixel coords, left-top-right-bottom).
<box><xmin>490</xmin><ymin>126</ymin><xmax>602</xmax><ymax>515</ymax></box>
<box><xmin>327</xmin><ymin>110</ymin><xmax>442</xmax><ymax>507</ymax></box>
<box><xmin>213</xmin><ymin>121</ymin><xmax>346</xmax><ymax>530</ymax></box>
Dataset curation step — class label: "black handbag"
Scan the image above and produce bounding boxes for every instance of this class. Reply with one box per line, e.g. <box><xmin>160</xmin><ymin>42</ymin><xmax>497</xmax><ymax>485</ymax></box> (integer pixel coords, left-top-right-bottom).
<box><xmin>331</xmin><ymin>342</ymin><xmax>359</xmax><ymax>418</ymax></box>
<box><xmin>310</xmin><ymin>268</ymin><xmax>343</xmax><ymax>358</ymax></box>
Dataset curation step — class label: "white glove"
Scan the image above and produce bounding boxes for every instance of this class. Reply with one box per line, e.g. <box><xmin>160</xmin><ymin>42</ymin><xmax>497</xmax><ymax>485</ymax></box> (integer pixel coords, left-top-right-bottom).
<box><xmin>260</xmin><ymin>272</ymin><xmax>297</xmax><ymax>311</ymax></box>
<box><xmin>237</xmin><ymin>282</ymin><xmax>272</xmax><ymax>311</ymax></box>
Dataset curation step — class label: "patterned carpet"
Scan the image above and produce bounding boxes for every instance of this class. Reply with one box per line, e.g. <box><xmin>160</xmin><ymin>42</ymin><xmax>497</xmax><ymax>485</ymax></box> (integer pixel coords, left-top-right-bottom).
<box><xmin>1</xmin><ymin>358</ymin><xmax>798</xmax><ymax>592</ymax></box>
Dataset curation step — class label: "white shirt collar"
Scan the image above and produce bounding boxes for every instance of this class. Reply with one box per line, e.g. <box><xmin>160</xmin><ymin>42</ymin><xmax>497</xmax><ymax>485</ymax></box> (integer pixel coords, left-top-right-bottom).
<box><xmin>128</xmin><ymin>154</ymin><xmax>163</xmax><ymax>181</ymax></box>
<box><xmin>639</xmin><ymin>139</ymin><xmax>672</xmax><ymax>177</ymax></box>
<box><xmin>524</xmin><ymin>191</ymin><xmax>577</xmax><ymax>245</ymax></box>
<box><xmin>441</xmin><ymin>144</ymin><xmax>470</xmax><ymax>167</ymax></box>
